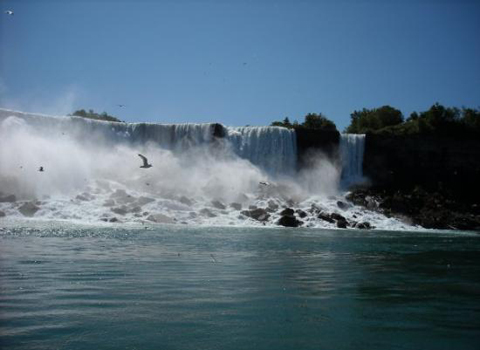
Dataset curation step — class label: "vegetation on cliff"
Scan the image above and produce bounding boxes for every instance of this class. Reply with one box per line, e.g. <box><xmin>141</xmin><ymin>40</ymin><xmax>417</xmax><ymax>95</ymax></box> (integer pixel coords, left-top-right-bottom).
<box><xmin>70</xmin><ymin>109</ymin><xmax>123</xmax><ymax>123</ymax></box>
<box><xmin>271</xmin><ymin>113</ymin><xmax>337</xmax><ymax>132</ymax></box>
<box><xmin>345</xmin><ymin>103</ymin><xmax>480</xmax><ymax>136</ymax></box>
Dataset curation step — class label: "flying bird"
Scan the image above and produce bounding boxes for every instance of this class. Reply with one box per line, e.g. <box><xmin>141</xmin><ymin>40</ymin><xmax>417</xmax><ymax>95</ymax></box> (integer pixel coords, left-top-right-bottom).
<box><xmin>5</xmin><ymin>10</ymin><xmax>14</xmax><ymax>15</ymax></box>
<box><xmin>259</xmin><ymin>181</ymin><xmax>270</xmax><ymax>186</ymax></box>
<box><xmin>138</xmin><ymin>154</ymin><xmax>152</xmax><ymax>169</ymax></box>
<box><xmin>117</xmin><ymin>104</ymin><xmax>125</xmax><ymax>107</ymax></box>
<box><xmin>39</xmin><ymin>166</ymin><xmax>44</xmax><ymax>172</ymax></box>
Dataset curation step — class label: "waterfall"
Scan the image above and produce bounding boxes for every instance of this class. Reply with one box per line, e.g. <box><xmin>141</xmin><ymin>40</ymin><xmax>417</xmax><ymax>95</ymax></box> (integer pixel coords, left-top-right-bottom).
<box><xmin>340</xmin><ymin>133</ymin><xmax>366</xmax><ymax>186</ymax></box>
<box><xmin>227</xmin><ymin>126</ymin><xmax>297</xmax><ymax>177</ymax></box>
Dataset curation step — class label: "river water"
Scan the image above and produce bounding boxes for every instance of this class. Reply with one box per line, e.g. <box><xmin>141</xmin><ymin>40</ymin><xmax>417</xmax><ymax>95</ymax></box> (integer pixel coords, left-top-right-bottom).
<box><xmin>1</xmin><ymin>222</ymin><xmax>479</xmax><ymax>350</ymax></box>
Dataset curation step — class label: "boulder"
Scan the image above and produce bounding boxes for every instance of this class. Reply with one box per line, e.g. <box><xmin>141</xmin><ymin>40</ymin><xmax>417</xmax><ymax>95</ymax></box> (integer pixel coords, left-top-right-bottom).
<box><xmin>111</xmin><ymin>206</ymin><xmax>128</xmax><ymax>215</ymax></box>
<box><xmin>296</xmin><ymin>209</ymin><xmax>308</xmax><ymax>218</ymax></box>
<box><xmin>211</xmin><ymin>200</ymin><xmax>226</xmax><ymax>210</ymax></box>
<box><xmin>267</xmin><ymin>200</ymin><xmax>279</xmax><ymax>211</ymax></box>
<box><xmin>280</xmin><ymin>208</ymin><xmax>295</xmax><ymax>216</ymax></box>
<box><xmin>336</xmin><ymin>201</ymin><xmax>348</xmax><ymax>210</ymax></box>
<box><xmin>18</xmin><ymin>202</ymin><xmax>40</xmax><ymax>217</ymax></box>
<box><xmin>200</xmin><ymin>208</ymin><xmax>216</xmax><ymax>218</ymax></box>
<box><xmin>248</xmin><ymin>205</ymin><xmax>258</xmax><ymax>210</ymax></box>
<box><xmin>179</xmin><ymin>196</ymin><xmax>193</xmax><ymax>206</ymax></box>
<box><xmin>277</xmin><ymin>215</ymin><xmax>302</xmax><ymax>227</ymax></box>
<box><xmin>318</xmin><ymin>212</ymin><xmax>335</xmax><ymax>223</ymax></box>
<box><xmin>0</xmin><ymin>194</ymin><xmax>16</xmax><ymax>203</ymax></box>
<box><xmin>147</xmin><ymin>213</ymin><xmax>175</xmax><ymax>224</ymax></box>
<box><xmin>355</xmin><ymin>222</ymin><xmax>372</xmax><ymax>229</ymax></box>
<box><xmin>230</xmin><ymin>202</ymin><xmax>242</xmax><ymax>210</ymax></box>
<box><xmin>336</xmin><ymin>220</ymin><xmax>348</xmax><ymax>228</ymax></box>
<box><xmin>137</xmin><ymin>196</ymin><xmax>155</xmax><ymax>206</ymax></box>
<box><xmin>241</xmin><ymin>208</ymin><xmax>270</xmax><ymax>222</ymax></box>
<box><xmin>0</xmin><ymin>210</ymin><xmax>5</xmax><ymax>218</ymax></box>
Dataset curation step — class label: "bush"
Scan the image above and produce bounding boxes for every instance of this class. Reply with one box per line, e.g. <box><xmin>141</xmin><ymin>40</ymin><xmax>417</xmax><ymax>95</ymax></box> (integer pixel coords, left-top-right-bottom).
<box><xmin>70</xmin><ymin>109</ymin><xmax>122</xmax><ymax>123</ymax></box>
<box><xmin>271</xmin><ymin>113</ymin><xmax>337</xmax><ymax>131</ymax></box>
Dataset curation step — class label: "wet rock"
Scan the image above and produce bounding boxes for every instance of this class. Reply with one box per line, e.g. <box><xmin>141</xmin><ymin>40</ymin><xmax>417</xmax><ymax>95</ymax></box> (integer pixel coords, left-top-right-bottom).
<box><xmin>211</xmin><ymin>200</ymin><xmax>226</xmax><ymax>210</ymax></box>
<box><xmin>111</xmin><ymin>206</ymin><xmax>128</xmax><ymax>216</ymax></box>
<box><xmin>280</xmin><ymin>208</ymin><xmax>295</xmax><ymax>216</ymax></box>
<box><xmin>137</xmin><ymin>196</ymin><xmax>155</xmax><ymax>206</ymax></box>
<box><xmin>267</xmin><ymin>200</ymin><xmax>279</xmax><ymax>211</ymax></box>
<box><xmin>248</xmin><ymin>205</ymin><xmax>258</xmax><ymax>210</ymax></box>
<box><xmin>200</xmin><ymin>208</ymin><xmax>216</xmax><ymax>218</ymax></box>
<box><xmin>109</xmin><ymin>217</ymin><xmax>120</xmax><ymax>223</ymax></box>
<box><xmin>0</xmin><ymin>194</ymin><xmax>16</xmax><ymax>203</ymax></box>
<box><xmin>318</xmin><ymin>212</ymin><xmax>335</xmax><ymax>223</ymax></box>
<box><xmin>76</xmin><ymin>194</ymin><xmax>90</xmax><ymax>201</ymax></box>
<box><xmin>18</xmin><ymin>202</ymin><xmax>40</xmax><ymax>217</ymax></box>
<box><xmin>179</xmin><ymin>196</ymin><xmax>193</xmax><ymax>206</ymax></box>
<box><xmin>147</xmin><ymin>213</ymin><xmax>176</xmax><ymax>224</ymax></box>
<box><xmin>277</xmin><ymin>215</ymin><xmax>302</xmax><ymax>227</ymax></box>
<box><xmin>241</xmin><ymin>208</ymin><xmax>270</xmax><ymax>222</ymax></box>
<box><xmin>336</xmin><ymin>220</ymin><xmax>348</xmax><ymax>229</ymax></box>
<box><xmin>296</xmin><ymin>209</ymin><xmax>308</xmax><ymax>218</ymax></box>
<box><xmin>330</xmin><ymin>213</ymin><xmax>346</xmax><ymax>222</ymax></box>
<box><xmin>355</xmin><ymin>222</ymin><xmax>372</xmax><ymax>229</ymax></box>
<box><xmin>103</xmin><ymin>199</ymin><xmax>115</xmax><ymax>207</ymax></box>
<box><xmin>189</xmin><ymin>211</ymin><xmax>197</xmax><ymax>218</ymax></box>
<box><xmin>128</xmin><ymin>205</ymin><xmax>142</xmax><ymax>213</ymax></box>
<box><xmin>230</xmin><ymin>202</ymin><xmax>242</xmax><ymax>210</ymax></box>
<box><xmin>0</xmin><ymin>210</ymin><xmax>5</xmax><ymax>218</ymax></box>
<box><xmin>110</xmin><ymin>189</ymin><xmax>135</xmax><ymax>204</ymax></box>
<box><xmin>336</xmin><ymin>201</ymin><xmax>348</xmax><ymax>210</ymax></box>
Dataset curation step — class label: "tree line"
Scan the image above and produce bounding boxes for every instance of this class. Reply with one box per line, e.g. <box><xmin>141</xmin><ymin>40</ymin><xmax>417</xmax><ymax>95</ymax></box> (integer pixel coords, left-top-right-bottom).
<box><xmin>271</xmin><ymin>103</ymin><xmax>480</xmax><ymax>136</ymax></box>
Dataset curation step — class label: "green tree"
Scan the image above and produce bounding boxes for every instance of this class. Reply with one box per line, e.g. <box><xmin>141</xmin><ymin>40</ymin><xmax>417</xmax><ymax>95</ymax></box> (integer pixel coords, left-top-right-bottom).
<box><xmin>271</xmin><ymin>113</ymin><xmax>337</xmax><ymax>131</ymax></box>
<box><xmin>71</xmin><ymin>109</ymin><xmax>122</xmax><ymax>122</ymax></box>
<box><xmin>346</xmin><ymin>105</ymin><xmax>403</xmax><ymax>133</ymax></box>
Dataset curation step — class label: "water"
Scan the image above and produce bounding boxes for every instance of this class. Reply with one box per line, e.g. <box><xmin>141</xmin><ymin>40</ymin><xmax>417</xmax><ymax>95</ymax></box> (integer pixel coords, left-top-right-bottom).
<box><xmin>340</xmin><ymin>134</ymin><xmax>366</xmax><ymax>186</ymax></box>
<box><xmin>1</xmin><ymin>222</ymin><xmax>479</xmax><ymax>350</ymax></box>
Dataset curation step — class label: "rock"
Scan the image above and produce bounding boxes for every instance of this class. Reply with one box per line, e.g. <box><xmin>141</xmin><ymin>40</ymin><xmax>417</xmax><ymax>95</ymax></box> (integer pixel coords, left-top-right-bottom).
<box><xmin>330</xmin><ymin>213</ymin><xmax>346</xmax><ymax>222</ymax></box>
<box><xmin>355</xmin><ymin>222</ymin><xmax>372</xmax><ymax>229</ymax></box>
<box><xmin>211</xmin><ymin>200</ymin><xmax>226</xmax><ymax>210</ymax></box>
<box><xmin>111</xmin><ymin>206</ymin><xmax>128</xmax><ymax>215</ymax></box>
<box><xmin>200</xmin><ymin>208</ymin><xmax>216</xmax><ymax>218</ymax></box>
<box><xmin>109</xmin><ymin>217</ymin><xmax>119</xmax><ymax>223</ymax></box>
<box><xmin>336</xmin><ymin>201</ymin><xmax>348</xmax><ymax>210</ymax></box>
<box><xmin>277</xmin><ymin>215</ymin><xmax>302</xmax><ymax>227</ymax></box>
<box><xmin>0</xmin><ymin>210</ymin><xmax>5</xmax><ymax>218</ymax></box>
<box><xmin>18</xmin><ymin>202</ymin><xmax>40</xmax><ymax>217</ymax></box>
<box><xmin>0</xmin><ymin>194</ymin><xmax>16</xmax><ymax>203</ymax></box>
<box><xmin>147</xmin><ymin>213</ymin><xmax>176</xmax><ymax>224</ymax></box>
<box><xmin>76</xmin><ymin>194</ymin><xmax>90</xmax><ymax>201</ymax></box>
<box><xmin>336</xmin><ymin>220</ymin><xmax>347</xmax><ymax>228</ymax></box>
<box><xmin>137</xmin><ymin>196</ymin><xmax>155</xmax><ymax>206</ymax></box>
<box><xmin>230</xmin><ymin>202</ymin><xmax>242</xmax><ymax>210</ymax></box>
<box><xmin>280</xmin><ymin>208</ymin><xmax>294</xmax><ymax>216</ymax></box>
<box><xmin>267</xmin><ymin>200</ymin><xmax>279</xmax><ymax>211</ymax></box>
<box><xmin>179</xmin><ymin>196</ymin><xmax>193</xmax><ymax>206</ymax></box>
<box><xmin>241</xmin><ymin>208</ymin><xmax>270</xmax><ymax>222</ymax></box>
<box><xmin>103</xmin><ymin>199</ymin><xmax>115</xmax><ymax>207</ymax></box>
<box><xmin>296</xmin><ymin>209</ymin><xmax>308</xmax><ymax>218</ymax></box>
<box><xmin>128</xmin><ymin>205</ymin><xmax>142</xmax><ymax>213</ymax></box>
<box><xmin>248</xmin><ymin>205</ymin><xmax>258</xmax><ymax>210</ymax></box>
<box><xmin>318</xmin><ymin>212</ymin><xmax>335</xmax><ymax>223</ymax></box>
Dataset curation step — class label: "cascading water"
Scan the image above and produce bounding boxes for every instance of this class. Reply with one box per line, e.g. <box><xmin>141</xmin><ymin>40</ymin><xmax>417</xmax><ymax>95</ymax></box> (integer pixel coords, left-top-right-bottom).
<box><xmin>227</xmin><ymin>126</ymin><xmax>297</xmax><ymax>177</ymax></box>
<box><xmin>0</xmin><ymin>108</ymin><xmax>414</xmax><ymax>230</ymax></box>
<box><xmin>340</xmin><ymin>133</ymin><xmax>366</xmax><ymax>187</ymax></box>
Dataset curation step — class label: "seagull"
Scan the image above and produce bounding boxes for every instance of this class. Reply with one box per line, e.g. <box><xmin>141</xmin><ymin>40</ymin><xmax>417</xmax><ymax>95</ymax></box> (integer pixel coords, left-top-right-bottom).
<box><xmin>117</xmin><ymin>104</ymin><xmax>125</xmax><ymax>107</ymax></box>
<box><xmin>138</xmin><ymin>154</ymin><xmax>152</xmax><ymax>169</ymax></box>
<box><xmin>39</xmin><ymin>166</ymin><xmax>44</xmax><ymax>172</ymax></box>
<box><xmin>5</xmin><ymin>10</ymin><xmax>14</xmax><ymax>15</ymax></box>
<box><xmin>259</xmin><ymin>181</ymin><xmax>270</xmax><ymax>186</ymax></box>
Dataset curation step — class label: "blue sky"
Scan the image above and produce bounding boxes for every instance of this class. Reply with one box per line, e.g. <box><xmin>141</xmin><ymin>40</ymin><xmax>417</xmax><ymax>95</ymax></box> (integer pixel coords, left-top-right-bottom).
<box><xmin>1</xmin><ymin>0</ymin><xmax>479</xmax><ymax>130</ymax></box>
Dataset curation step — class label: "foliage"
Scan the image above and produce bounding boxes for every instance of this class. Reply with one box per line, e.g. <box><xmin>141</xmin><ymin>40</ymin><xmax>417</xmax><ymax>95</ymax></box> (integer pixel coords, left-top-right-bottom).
<box><xmin>70</xmin><ymin>109</ymin><xmax>122</xmax><ymax>123</ymax></box>
<box><xmin>271</xmin><ymin>113</ymin><xmax>337</xmax><ymax>132</ymax></box>
<box><xmin>345</xmin><ymin>105</ymin><xmax>403</xmax><ymax>133</ymax></box>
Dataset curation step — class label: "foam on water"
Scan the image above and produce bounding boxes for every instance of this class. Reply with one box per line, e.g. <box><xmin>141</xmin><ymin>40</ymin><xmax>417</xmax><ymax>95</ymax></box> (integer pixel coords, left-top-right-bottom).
<box><xmin>0</xmin><ymin>109</ymin><xmax>417</xmax><ymax>231</ymax></box>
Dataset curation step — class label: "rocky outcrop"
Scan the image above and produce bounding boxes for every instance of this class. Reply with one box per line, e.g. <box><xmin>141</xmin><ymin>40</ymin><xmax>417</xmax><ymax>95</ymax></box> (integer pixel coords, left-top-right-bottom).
<box><xmin>18</xmin><ymin>202</ymin><xmax>40</xmax><ymax>217</ymax></box>
<box><xmin>147</xmin><ymin>213</ymin><xmax>175</xmax><ymax>224</ymax></box>
<box><xmin>241</xmin><ymin>208</ymin><xmax>270</xmax><ymax>222</ymax></box>
<box><xmin>0</xmin><ymin>194</ymin><xmax>16</xmax><ymax>202</ymax></box>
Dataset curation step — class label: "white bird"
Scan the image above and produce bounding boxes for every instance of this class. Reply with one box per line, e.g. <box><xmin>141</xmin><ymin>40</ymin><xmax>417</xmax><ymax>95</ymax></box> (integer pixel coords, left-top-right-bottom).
<box><xmin>138</xmin><ymin>154</ymin><xmax>152</xmax><ymax>169</ymax></box>
<box><xmin>5</xmin><ymin>10</ymin><xmax>14</xmax><ymax>15</ymax></box>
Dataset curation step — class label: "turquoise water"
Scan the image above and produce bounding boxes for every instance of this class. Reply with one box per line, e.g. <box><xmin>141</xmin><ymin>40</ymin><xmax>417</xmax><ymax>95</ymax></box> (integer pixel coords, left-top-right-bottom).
<box><xmin>1</xmin><ymin>223</ymin><xmax>479</xmax><ymax>350</ymax></box>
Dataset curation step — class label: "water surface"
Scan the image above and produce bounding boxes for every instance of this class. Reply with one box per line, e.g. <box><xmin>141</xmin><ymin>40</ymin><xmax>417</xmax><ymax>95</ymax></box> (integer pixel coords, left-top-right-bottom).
<box><xmin>1</xmin><ymin>222</ymin><xmax>479</xmax><ymax>350</ymax></box>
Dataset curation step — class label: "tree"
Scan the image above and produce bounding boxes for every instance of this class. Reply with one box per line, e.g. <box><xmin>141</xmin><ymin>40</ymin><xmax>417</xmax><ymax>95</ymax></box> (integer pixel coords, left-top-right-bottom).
<box><xmin>345</xmin><ymin>105</ymin><xmax>403</xmax><ymax>133</ymax></box>
<box><xmin>271</xmin><ymin>113</ymin><xmax>337</xmax><ymax>131</ymax></box>
<box><xmin>70</xmin><ymin>109</ymin><xmax>122</xmax><ymax>122</ymax></box>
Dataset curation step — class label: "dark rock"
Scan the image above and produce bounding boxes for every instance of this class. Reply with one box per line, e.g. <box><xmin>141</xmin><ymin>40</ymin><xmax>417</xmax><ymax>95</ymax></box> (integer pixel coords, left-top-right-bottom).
<box><xmin>318</xmin><ymin>212</ymin><xmax>335</xmax><ymax>223</ymax></box>
<box><xmin>280</xmin><ymin>208</ymin><xmax>295</xmax><ymax>216</ymax></box>
<box><xmin>248</xmin><ymin>205</ymin><xmax>258</xmax><ymax>210</ymax></box>
<box><xmin>76</xmin><ymin>194</ymin><xmax>90</xmax><ymax>201</ymax></box>
<box><xmin>211</xmin><ymin>200</ymin><xmax>226</xmax><ymax>210</ymax></box>
<box><xmin>241</xmin><ymin>208</ymin><xmax>270</xmax><ymax>222</ymax></box>
<box><xmin>0</xmin><ymin>194</ymin><xmax>16</xmax><ymax>203</ymax></box>
<box><xmin>109</xmin><ymin>217</ymin><xmax>119</xmax><ymax>223</ymax></box>
<box><xmin>200</xmin><ymin>208</ymin><xmax>216</xmax><ymax>218</ymax></box>
<box><xmin>137</xmin><ymin>196</ymin><xmax>155</xmax><ymax>206</ymax></box>
<box><xmin>230</xmin><ymin>202</ymin><xmax>242</xmax><ymax>210</ymax></box>
<box><xmin>267</xmin><ymin>200</ymin><xmax>279</xmax><ymax>210</ymax></box>
<box><xmin>111</xmin><ymin>206</ymin><xmax>128</xmax><ymax>215</ymax></box>
<box><xmin>330</xmin><ymin>213</ymin><xmax>346</xmax><ymax>222</ymax></box>
<box><xmin>336</xmin><ymin>220</ymin><xmax>347</xmax><ymax>228</ymax></box>
<box><xmin>336</xmin><ymin>201</ymin><xmax>348</xmax><ymax>210</ymax></box>
<box><xmin>296</xmin><ymin>209</ymin><xmax>308</xmax><ymax>218</ymax></box>
<box><xmin>179</xmin><ymin>196</ymin><xmax>193</xmax><ymax>206</ymax></box>
<box><xmin>0</xmin><ymin>210</ymin><xmax>5</xmax><ymax>218</ymax></box>
<box><xmin>147</xmin><ymin>213</ymin><xmax>175</xmax><ymax>224</ymax></box>
<box><xmin>18</xmin><ymin>202</ymin><xmax>40</xmax><ymax>217</ymax></box>
<box><xmin>277</xmin><ymin>215</ymin><xmax>302</xmax><ymax>227</ymax></box>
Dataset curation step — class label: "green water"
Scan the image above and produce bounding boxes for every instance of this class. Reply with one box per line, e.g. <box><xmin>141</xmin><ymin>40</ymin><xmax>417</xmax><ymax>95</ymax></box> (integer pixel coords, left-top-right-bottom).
<box><xmin>1</xmin><ymin>223</ymin><xmax>479</xmax><ymax>350</ymax></box>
